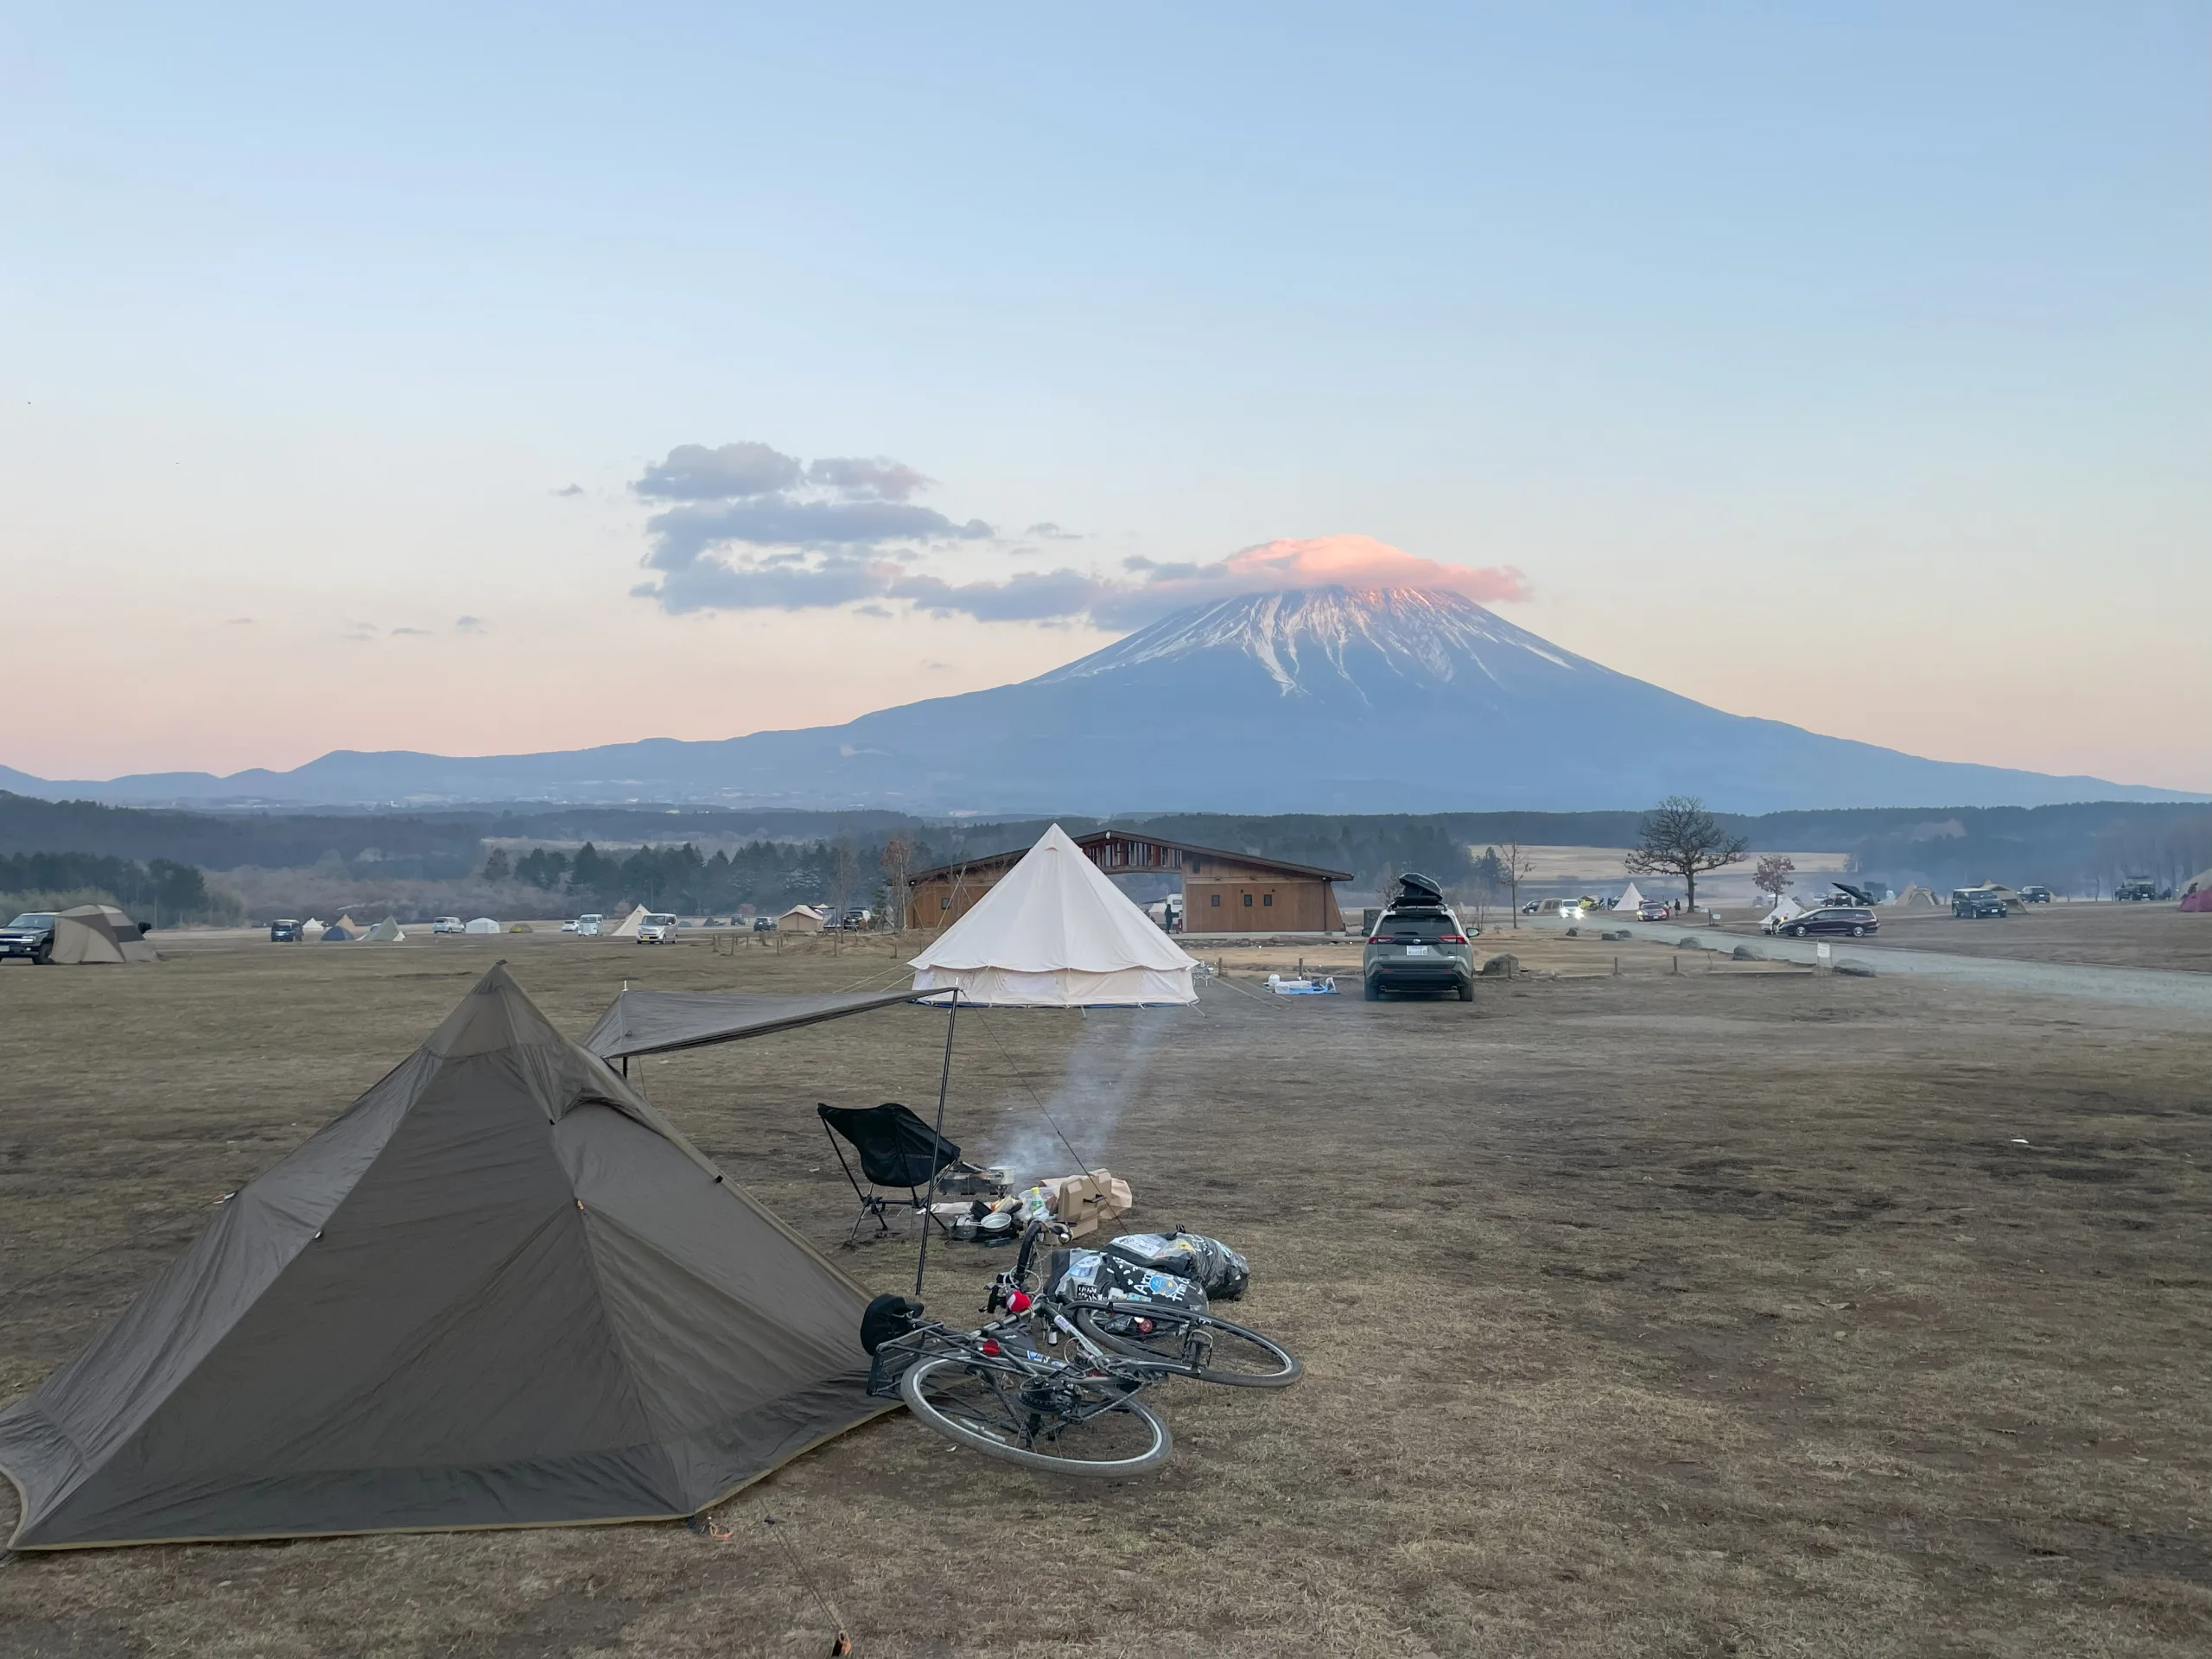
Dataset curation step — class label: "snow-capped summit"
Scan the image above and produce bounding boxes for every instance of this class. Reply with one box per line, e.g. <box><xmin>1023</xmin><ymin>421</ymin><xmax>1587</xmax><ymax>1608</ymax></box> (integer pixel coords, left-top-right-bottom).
<box><xmin>1038</xmin><ymin>586</ymin><xmax>1586</xmax><ymax>697</ymax></box>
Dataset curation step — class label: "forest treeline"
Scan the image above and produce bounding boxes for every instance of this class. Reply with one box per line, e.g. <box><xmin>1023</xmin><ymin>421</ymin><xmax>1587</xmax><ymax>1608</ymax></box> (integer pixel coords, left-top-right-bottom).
<box><xmin>0</xmin><ymin>852</ymin><xmax>234</xmax><ymax>925</ymax></box>
<box><xmin>1</xmin><ymin>791</ymin><xmax>2204</xmax><ymax>914</ymax></box>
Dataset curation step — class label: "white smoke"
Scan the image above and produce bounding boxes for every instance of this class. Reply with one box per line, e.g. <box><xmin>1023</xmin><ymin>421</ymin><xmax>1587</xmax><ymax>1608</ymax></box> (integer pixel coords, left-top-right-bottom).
<box><xmin>982</xmin><ymin>1008</ymin><xmax>1173</xmax><ymax>1185</ymax></box>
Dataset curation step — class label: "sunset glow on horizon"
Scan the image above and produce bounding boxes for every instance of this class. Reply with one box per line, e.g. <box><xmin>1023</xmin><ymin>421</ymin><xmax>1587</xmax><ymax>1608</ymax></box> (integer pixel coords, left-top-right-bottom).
<box><xmin>2</xmin><ymin>7</ymin><xmax>2203</xmax><ymax>791</ymax></box>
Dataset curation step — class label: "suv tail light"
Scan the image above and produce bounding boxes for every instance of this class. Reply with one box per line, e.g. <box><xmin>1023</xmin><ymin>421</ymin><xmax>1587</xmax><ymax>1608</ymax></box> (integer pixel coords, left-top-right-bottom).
<box><xmin>1438</xmin><ymin>934</ymin><xmax>1469</xmax><ymax>944</ymax></box>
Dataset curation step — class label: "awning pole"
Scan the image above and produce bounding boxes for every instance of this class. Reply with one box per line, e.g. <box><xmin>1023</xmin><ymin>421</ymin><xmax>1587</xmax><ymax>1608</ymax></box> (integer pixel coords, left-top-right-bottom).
<box><xmin>914</xmin><ymin>989</ymin><xmax>960</xmax><ymax>1299</ymax></box>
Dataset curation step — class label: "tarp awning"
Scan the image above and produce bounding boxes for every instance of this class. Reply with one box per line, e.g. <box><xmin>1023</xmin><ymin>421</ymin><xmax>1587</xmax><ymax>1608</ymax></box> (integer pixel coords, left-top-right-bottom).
<box><xmin>582</xmin><ymin>988</ymin><xmax>922</xmax><ymax>1060</ymax></box>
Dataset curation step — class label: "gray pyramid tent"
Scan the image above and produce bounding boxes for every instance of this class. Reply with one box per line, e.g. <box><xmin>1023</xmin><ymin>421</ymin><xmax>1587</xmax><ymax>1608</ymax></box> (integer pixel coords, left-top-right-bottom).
<box><xmin>0</xmin><ymin>965</ymin><xmax>889</xmax><ymax>1550</ymax></box>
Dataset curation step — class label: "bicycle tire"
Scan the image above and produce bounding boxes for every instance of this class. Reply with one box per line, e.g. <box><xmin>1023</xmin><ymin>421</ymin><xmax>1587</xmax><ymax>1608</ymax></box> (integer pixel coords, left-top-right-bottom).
<box><xmin>899</xmin><ymin>1357</ymin><xmax>1172</xmax><ymax>1476</ymax></box>
<box><xmin>1073</xmin><ymin>1306</ymin><xmax>1303</xmax><ymax>1389</ymax></box>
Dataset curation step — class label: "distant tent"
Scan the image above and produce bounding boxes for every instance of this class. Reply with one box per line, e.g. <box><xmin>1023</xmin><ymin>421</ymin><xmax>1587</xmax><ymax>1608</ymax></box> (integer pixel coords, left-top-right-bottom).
<box><xmin>0</xmin><ymin>965</ymin><xmax>889</xmax><ymax>1550</ymax></box>
<box><xmin>2182</xmin><ymin>867</ymin><xmax>2212</xmax><ymax>898</ymax></box>
<box><xmin>908</xmin><ymin>823</ymin><xmax>1198</xmax><ymax>1006</ymax></box>
<box><xmin>778</xmin><ymin>905</ymin><xmax>827</xmax><ymax>935</ymax></box>
<box><xmin>1615</xmin><ymin>882</ymin><xmax>1647</xmax><ymax>912</ymax></box>
<box><xmin>1896</xmin><ymin>885</ymin><xmax>1942</xmax><ymax>909</ymax></box>
<box><xmin>360</xmin><ymin>918</ymin><xmax>405</xmax><ymax>943</ymax></box>
<box><xmin>301</xmin><ymin>918</ymin><xmax>327</xmax><ymax>942</ymax></box>
<box><xmin>2183</xmin><ymin>889</ymin><xmax>2212</xmax><ymax>913</ymax></box>
<box><xmin>462</xmin><ymin>917</ymin><xmax>500</xmax><ymax>935</ymax></box>
<box><xmin>1762</xmin><ymin>893</ymin><xmax>1806</xmax><ymax>931</ymax></box>
<box><xmin>48</xmin><ymin>906</ymin><xmax>158</xmax><ymax>965</ymax></box>
<box><xmin>607</xmin><ymin>906</ymin><xmax>650</xmax><ymax>939</ymax></box>
<box><xmin>321</xmin><ymin>925</ymin><xmax>354</xmax><ymax>943</ymax></box>
<box><xmin>332</xmin><ymin>914</ymin><xmax>361</xmax><ymax>933</ymax></box>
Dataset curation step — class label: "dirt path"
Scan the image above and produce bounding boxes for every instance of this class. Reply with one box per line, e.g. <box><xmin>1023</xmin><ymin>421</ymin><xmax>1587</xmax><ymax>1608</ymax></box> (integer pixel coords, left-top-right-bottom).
<box><xmin>1527</xmin><ymin>914</ymin><xmax>2212</xmax><ymax>1018</ymax></box>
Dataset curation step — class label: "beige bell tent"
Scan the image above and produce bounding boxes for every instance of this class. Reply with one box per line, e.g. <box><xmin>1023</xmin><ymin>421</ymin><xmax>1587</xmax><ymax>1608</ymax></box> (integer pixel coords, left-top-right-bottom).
<box><xmin>359</xmin><ymin>918</ymin><xmax>405</xmax><ymax>943</ymax></box>
<box><xmin>332</xmin><ymin>913</ymin><xmax>361</xmax><ymax>933</ymax></box>
<box><xmin>0</xmin><ymin>965</ymin><xmax>888</xmax><ymax>1550</ymax></box>
<box><xmin>607</xmin><ymin>905</ymin><xmax>651</xmax><ymax>939</ymax></box>
<box><xmin>777</xmin><ymin>905</ymin><xmax>827</xmax><ymax>935</ymax></box>
<box><xmin>908</xmin><ymin>823</ymin><xmax>1198</xmax><ymax>1006</ymax></box>
<box><xmin>1614</xmin><ymin>882</ymin><xmax>1647</xmax><ymax>912</ymax></box>
<box><xmin>1896</xmin><ymin>885</ymin><xmax>1942</xmax><ymax>909</ymax></box>
<box><xmin>300</xmin><ymin>918</ymin><xmax>327</xmax><ymax>942</ymax></box>
<box><xmin>1760</xmin><ymin>893</ymin><xmax>1806</xmax><ymax>932</ymax></box>
<box><xmin>462</xmin><ymin>917</ymin><xmax>500</xmax><ymax>935</ymax></box>
<box><xmin>49</xmin><ymin>906</ymin><xmax>158</xmax><ymax>964</ymax></box>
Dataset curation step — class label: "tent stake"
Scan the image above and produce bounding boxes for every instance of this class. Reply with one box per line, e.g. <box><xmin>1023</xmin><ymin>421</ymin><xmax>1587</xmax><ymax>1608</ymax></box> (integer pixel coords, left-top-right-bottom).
<box><xmin>914</xmin><ymin>989</ymin><xmax>960</xmax><ymax>1299</ymax></box>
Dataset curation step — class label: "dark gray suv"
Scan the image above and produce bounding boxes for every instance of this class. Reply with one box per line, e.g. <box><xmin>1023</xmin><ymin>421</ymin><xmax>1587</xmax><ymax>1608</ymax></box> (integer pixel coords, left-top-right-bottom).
<box><xmin>1363</xmin><ymin>896</ymin><xmax>1476</xmax><ymax>1001</ymax></box>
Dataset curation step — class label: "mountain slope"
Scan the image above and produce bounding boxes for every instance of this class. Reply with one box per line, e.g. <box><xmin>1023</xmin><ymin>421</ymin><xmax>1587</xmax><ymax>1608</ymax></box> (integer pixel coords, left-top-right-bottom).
<box><xmin>5</xmin><ymin>588</ymin><xmax>2188</xmax><ymax>812</ymax></box>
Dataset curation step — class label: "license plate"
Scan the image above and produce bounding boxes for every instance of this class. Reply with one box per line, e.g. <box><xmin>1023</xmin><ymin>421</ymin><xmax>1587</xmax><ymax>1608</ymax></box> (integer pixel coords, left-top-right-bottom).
<box><xmin>1404</xmin><ymin>944</ymin><xmax>1431</xmax><ymax>956</ymax></box>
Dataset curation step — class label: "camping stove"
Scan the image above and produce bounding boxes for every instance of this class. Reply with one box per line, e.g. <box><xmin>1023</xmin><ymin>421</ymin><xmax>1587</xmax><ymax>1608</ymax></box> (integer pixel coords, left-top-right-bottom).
<box><xmin>935</xmin><ymin>1165</ymin><xmax>1013</xmax><ymax>1199</ymax></box>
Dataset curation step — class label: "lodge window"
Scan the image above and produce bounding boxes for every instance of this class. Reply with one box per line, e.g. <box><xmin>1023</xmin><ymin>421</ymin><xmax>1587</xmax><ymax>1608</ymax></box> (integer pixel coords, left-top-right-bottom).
<box><xmin>1262</xmin><ymin>893</ymin><xmax>1274</xmax><ymax>907</ymax></box>
<box><xmin>1243</xmin><ymin>893</ymin><xmax>1253</xmax><ymax>907</ymax></box>
<box><xmin>1210</xmin><ymin>893</ymin><xmax>1221</xmax><ymax>907</ymax></box>
<box><xmin>939</xmin><ymin>896</ymin><xmax>950</xmax><ymax>911</ymax></box>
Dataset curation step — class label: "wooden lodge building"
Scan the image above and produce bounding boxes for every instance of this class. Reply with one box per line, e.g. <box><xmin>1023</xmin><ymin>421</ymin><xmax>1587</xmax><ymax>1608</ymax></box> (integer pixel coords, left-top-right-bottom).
<box><xmin>905</xmin><ymin>829</ymin><xmax>1351</xmax><ymax>936</ymax></box>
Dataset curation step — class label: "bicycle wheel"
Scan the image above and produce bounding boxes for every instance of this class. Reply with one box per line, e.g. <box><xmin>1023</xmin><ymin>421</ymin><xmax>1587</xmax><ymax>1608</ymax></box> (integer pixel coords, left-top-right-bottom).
<box><xmin>1073</xmin><ymin>1306</ymin><xmax>1302</xmax><ymax>1389</ymax></box>
<box><xmin>899</xmin><ymin>1357</ymin><xmax>1172</xmax><ymax>1476</ymax></box>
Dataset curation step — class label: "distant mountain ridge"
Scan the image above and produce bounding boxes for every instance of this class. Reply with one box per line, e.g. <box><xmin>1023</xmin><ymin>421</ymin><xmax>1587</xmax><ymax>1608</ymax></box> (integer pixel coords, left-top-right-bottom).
<box><xmin>4</xmin><ymin>588</ymin><xmax>2190</xmax><ymax>813</ymax></box>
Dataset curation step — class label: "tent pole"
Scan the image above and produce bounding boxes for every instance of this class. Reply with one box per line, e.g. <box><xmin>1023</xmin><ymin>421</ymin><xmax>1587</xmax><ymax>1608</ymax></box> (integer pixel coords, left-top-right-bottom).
<box><xmin>914</xmin><ymin>990</ymin><xmax>960</xmax><ymax>1299</ymax></box>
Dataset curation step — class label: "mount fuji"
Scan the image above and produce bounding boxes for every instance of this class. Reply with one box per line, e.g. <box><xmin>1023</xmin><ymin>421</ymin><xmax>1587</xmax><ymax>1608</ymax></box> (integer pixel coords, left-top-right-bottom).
<box><xmin>3</xmin><ymin>588</ymin><xmax>2180</xmax><ymax>812</ymax></box>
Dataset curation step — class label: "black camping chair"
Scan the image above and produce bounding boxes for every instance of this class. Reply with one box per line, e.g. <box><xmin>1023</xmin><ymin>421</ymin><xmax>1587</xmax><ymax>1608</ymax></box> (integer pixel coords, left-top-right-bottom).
<box><xmin>817</xmin><ymin>1103</ymin><xmax>967</xmax><ymax>1243</ymax></box>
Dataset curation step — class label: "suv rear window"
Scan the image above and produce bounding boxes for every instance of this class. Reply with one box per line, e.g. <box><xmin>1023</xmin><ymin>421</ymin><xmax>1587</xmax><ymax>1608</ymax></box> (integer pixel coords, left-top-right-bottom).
<box><xmin>1374</xmin><ymin>912</ymin><xmax>1459</xmax><ymax>941</ymax></box>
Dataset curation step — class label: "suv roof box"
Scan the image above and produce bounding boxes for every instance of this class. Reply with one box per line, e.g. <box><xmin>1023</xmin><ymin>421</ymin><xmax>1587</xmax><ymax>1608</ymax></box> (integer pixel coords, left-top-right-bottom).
<box><xmin>1395</xmin><ymin>871</ymin><xmax>1446</xmax><ymax>905</ymax></box>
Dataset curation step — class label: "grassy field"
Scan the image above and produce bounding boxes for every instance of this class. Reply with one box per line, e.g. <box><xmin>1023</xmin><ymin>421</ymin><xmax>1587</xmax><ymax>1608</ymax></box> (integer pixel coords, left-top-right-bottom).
<box><xmin>2</xmin><ymin>930</ymin><xmax>2208</xmax><ymax>1656</ymax></box>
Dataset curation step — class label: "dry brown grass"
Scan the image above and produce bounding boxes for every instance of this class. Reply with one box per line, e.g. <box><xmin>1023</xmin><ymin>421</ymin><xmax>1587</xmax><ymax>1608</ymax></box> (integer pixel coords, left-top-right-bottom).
<box><xmin>2</xmin><ymin>929</ymin><xmax>2207</xmax><ymax>1656</ymax></box>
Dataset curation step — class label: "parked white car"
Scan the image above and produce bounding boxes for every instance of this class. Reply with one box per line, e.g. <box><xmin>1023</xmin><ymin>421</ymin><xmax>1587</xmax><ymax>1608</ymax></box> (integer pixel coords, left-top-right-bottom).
<box><xmin>431</xmin><ymin>916</ymin><xmax>465</xmax><ymax>935</ymax></box>
<box><xmin>574</xmin><ymin>913</ymin><xmax>604</xmax><ymax>937</ymax></box>
<box><xmin>636</xmin><ymin>912</ymin><xmax>677</xmax><ymax>944</ymax></box>
<box><xmin>1556</xmin><ymin>901</ymin><xmax>1586</xmax><ymax>920</ymax></box>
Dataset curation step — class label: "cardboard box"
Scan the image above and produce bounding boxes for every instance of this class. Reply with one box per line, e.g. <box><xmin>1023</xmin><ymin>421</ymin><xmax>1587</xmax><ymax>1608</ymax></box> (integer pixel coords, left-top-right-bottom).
<box><xmin>1049</xmin><ymin>1168</ymin><xmax>1134</xmax><ymax>1240</ymax></box>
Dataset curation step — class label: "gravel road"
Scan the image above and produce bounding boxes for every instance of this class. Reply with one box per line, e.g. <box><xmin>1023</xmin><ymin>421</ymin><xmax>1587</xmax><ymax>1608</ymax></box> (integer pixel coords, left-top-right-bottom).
<box><xmin>1522</xmin><ymin>914</ymin><xmax>2212</xmax><ymax>1019</ymax></box>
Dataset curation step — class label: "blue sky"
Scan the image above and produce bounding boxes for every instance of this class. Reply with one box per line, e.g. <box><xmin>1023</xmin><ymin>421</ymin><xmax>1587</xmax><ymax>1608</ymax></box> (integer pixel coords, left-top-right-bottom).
<box><xmin>3</xmin><ymin>3</ymin><xmax>2204</xmax><ymax>786</ymax></box>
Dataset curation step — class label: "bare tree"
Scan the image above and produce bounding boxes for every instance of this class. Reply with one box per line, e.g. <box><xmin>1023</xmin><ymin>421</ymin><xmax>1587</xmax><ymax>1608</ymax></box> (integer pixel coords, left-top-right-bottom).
<box><xmin>880</xmin><ymin>837</ymin><xmax>912</xmax><ymax>934</ymax></box>
<box><xmin>1624</xmin><ymin>796</ymin><xmax>1748</xmax><ymax>912</ymax></box>
<box><xmin>1500</xmin><ymin>841</ymin><xmax>1537</xmax><ymax>929</ymax></box>
<box><xmin>1752</xmin><ymin>853</ymin><xmax>1796</xmax><ymax>902</ymax></box>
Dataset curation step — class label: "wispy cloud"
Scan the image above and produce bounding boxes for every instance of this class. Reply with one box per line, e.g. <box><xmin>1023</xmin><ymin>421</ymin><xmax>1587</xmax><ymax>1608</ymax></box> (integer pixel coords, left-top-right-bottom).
<box><xmin>391</xmin><ymin>626</ymin><xmax>430</xmax><ymax>636</ymax></box>
<box><xmin>626</xmin><ymin>442</ymin><xmax>1529</xmax><ymax>631</ymax></box>
<box><xmin>226</xmin><ymin>616</ymin><xmax>254</xmax><ymax>626</ymax></box>
<box><xmin>555</xmin><ymin>483</ymin><xmax>584</xmax><ymax>498</ymax></box>
<box><xmin>454</xmin><ymin>615</ymin><xmax>486</xmax><ymax>632</ymax></box>
<box><xmin>631</xmin><ymin>440</ymin><xmax>993</xmax><ymax>614</ymax></box>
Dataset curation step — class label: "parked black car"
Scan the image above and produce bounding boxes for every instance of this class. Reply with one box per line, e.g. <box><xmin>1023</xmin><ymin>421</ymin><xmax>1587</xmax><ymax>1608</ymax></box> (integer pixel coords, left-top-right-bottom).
<box><xmin>2017</xmin><ymin>886</ymin><xmax>2052</xmax><ymax>905</ymax></box>
<box><xmin>1952</xmin><ymin>888</ymin><xmax>2009</xmax><ymax>919</ymax></box>
<box><xmin>1776</xmin><ymin>906</ymin><xmax>1879</xmax><ymax>938</ymax></box>
<box><xmin>270</xmin><ymin>918</ymin><xmax>304</xmax><ymax>942</ymax></box>
<box><xmin>1</xmin><ymin>912</ymin><xmax>59</xmax><ymax>964</ymax></box>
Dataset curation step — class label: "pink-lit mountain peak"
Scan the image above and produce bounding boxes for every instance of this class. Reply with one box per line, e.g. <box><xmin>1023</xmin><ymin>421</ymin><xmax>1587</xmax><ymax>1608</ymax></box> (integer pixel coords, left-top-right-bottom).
<box><xmin>1039</xmin><ymin>585</ymin><xmax>1589</xmax><ymax>696</ymax></box>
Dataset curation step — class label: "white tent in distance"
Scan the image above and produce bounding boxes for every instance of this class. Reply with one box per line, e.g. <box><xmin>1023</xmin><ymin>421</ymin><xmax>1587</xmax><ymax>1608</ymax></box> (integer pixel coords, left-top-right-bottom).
<box><xmin>908</xmin><ymin>823</ymin><xmax>1199</xmax><ymax>1007</ymax></box>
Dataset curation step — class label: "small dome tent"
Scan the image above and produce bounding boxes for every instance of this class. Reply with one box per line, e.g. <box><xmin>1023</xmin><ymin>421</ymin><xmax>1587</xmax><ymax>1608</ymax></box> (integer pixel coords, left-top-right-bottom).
<box><xmin>48</xmin><ymin>906</ymin><xmax>158</xmax><ymax>964</ymax></box>
<box><xmin>463</xmin><ymin>917</ymin><xmax>500</xmax><ymax>935</ymax></box>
